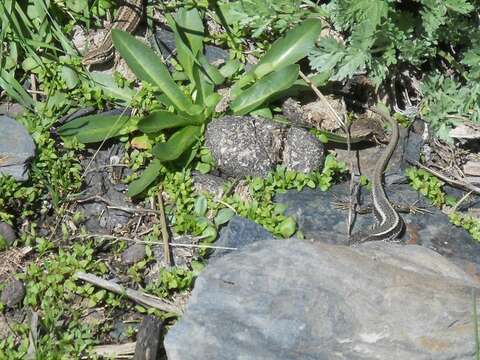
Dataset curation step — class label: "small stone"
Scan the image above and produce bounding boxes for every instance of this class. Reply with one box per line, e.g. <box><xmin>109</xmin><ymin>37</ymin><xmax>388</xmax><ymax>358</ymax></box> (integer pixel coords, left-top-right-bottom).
<box><xmin>121</xmin><ymin>244</ymin><xmax>146</xmax><ymax>265</ymax></box>
<box><xmin>282</xmin><ymin>127</ymin><xmax>324</xmax><ymax>173</ymax></box>
<box><xmin>0</xmin><ymin>116</ymin><xmax>35</xmax><ymax>181</ymax></box>
<box><xmin>0</xmin><ymin>222</ymin><xmax>16</xmax><ymax>248</ymax></box>
<box><xmin>192</xmin><ymin>173</ymin><xmax>227</xmax><ymax>199</ymax></box>
<box><xmin>0</xmin><ymin>279</ymin><xmax>25</xmax><ymax>308</ymax></box>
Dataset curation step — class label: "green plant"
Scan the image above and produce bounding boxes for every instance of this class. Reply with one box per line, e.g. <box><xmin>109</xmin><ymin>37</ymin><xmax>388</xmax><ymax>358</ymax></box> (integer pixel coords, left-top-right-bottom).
<box><xmin>58</xmin><ymin>10</ymin><xmax>323</xmax><ymax>197</ymax></box>
<box><xmin>307</xmin><ymin>0</ymin><xmax>480</xmax><ymax>140</ymax></box>
<box><xmin>449</xmin><ymin>212</ymin><xmax>480</xmax><ymax>241</ymax></box>
<box><xmin>217</xmin><ymin>0</ymin><xmax>316</xmax><ymax>39</ymax></box>
<box><xmin>405</xmin><ymin>167</ymin><xmax>447</xmax><ymax>207</ymax></box>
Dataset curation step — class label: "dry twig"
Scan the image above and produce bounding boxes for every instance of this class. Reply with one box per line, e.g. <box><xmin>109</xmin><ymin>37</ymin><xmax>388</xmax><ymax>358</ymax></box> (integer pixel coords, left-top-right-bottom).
<box><xmin>157</xmin><ymin>186</ymin><xmax>172</xmax><ymax>267</ymax></box>
<box><xmin>75</xmin><ymin>271</ymin><xmax>181</xmax><ymax>314</ymax></box>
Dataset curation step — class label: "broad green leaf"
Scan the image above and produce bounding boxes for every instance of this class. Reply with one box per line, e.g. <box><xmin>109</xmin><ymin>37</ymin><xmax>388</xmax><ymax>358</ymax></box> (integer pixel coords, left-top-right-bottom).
<box><xmin>111</xmin><ymin>29</ymin><xmax>196</xmax><ymax>114</ymax></box>
<box><xmin>90</xmin><ymin>71</ymin><xmax>135</xmax><ymax>103</ymax></box>
<box><xmin>0</xmin><ymin>69</ymin><xmax>35</xmax><ymax>109</ymax></box>
<box><xmin>138</xmin><ymin>111</ymin><xmax>200</xmax><ymax>133</ymax></box>
<box><xmin>234</xmin><ymin>19</ymin><xmax>323</xmax><ymax>89</ymax></box>
<box><xmin>152</xmin><ymin>125</ymin><xmax>201</xmax><ymax>161</ymax></box>
<box><xmin>175</xmin><ymin>7</ymin><xmax>204</xmax><ymax>56</ymax></box>
<box><xmin>197</xmin><ymin>54</ymin><xmax>225</xmax><ymax>85</ymax></box>
<box><xmin>219</xmin><ymin>59</ymin><xmax>242</xmax><ymax>78</ymax></box>
<box><xmin>231</xmin><ymin>64</ymin><xmax>299</xmax><ymax>115</ymax></box>
<box><xmin>278</xmin><ymin>217</ymin><xmax>296</xmax><ymax>238</ymax></box>
<box><xmin>250</xmin><ymin>107</ymin><xmax>272</xmax><ymax>118</ymax></box>
<box><xmin>194</xmin><ymin>195</ymin><xmax>208</xmax><ymax>216</ymax></box>
<box><xmin>166</xmin><ymin>9</ymin><xmax>204</xmax><ymax>83</ymax></box>
<box><xmin>128</xmin><ymin>159</ymin><xmax>162</xmax><ymax>197</ymax></box>
<box><xmin>214</xmin><ymin>208</ymin><xmax>235</xmax><ymax>226</ymax></box>
<box><xmin>57</xmin><ymin>114</ymin><xmax>132</xmax><ymax>143</ymax></box>
<box><xmin>61</xmin><ymin>65</ymin><xmax>79</xmax><ymax>89</ymax></box>
<box><xmin>192</xmin><ymin>63</ymin><xmax>213</xmax><ymax>106</ymax></box>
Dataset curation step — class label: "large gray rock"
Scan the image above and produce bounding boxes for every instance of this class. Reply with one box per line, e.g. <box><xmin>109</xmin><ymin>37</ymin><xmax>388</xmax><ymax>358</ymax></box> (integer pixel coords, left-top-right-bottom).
<box><xmin>78</xmin><ymin>143</ymin><xmax>132</xmax><ymax>233</ymax></box>
<box><xmin>0</xmin><ymin>116</ymin><xmax>35</xmax><ymax>181</ymax></box>
<box><xmin>275</xmin><ymin>182</ymin><xmax>480</xmax><ymax>277</ymax></box>
<box><xmin>165</xmin><ymin>239</ymin><xmax>480</xmax><ymax>360</ymax></box>
<box><xmin>0</xmin><ymin>222</ymin><xmax>16</xmax><ymax>249</ymax></box>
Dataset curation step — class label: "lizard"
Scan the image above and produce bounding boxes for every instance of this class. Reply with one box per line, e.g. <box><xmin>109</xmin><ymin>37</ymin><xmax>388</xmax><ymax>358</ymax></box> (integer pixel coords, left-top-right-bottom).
<box><xmin>349</xmin><ymin>107</ymin><xmax>405</xmax><ymax>243</ymax></box>
<box><xmin>82</xmin><ymin>0</ymin><xmax>144</xmax><ymax>66</ymax></box>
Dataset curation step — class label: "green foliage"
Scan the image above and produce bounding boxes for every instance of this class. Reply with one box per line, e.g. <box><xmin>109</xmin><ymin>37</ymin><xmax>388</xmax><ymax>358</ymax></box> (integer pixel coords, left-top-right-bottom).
<box><xmin>449</xmin><ymin>212</ymin><xmax>480</xmax><ymax>241</ymax></box>
<box><xmin>218</xmin><ymin>0</ymin><xmax>315</xmax><ymax>39</ymax></box>
<box><xmin>57</xmin><ymin>114</ymin><xmax>134</xmax><ymax>143</ymax></box>
<box><xmin>307</xmin><ymin>0</ymin><xmax>480</xmax><ymax>139</ymax></box>
<box><xmin>406</xmin><ymin>166</ymin><xmax>480</xmax><ymax>242</ymax></box>
<box><xmin>146</xmin><ymin>267</ymin><xmax>196</xmax><ymax>298</ymax></box>
<box><xmin>223</xmin><ymin>156</ymin><xmax>347</xmax><ymax>237</ymax></box>
<box><xmin>405</xmin><ymin>167</ymin><xmax>446</xmax><ymax>207</ymax></box>
<box><xmin>62</xmin><ymin>12</ymin><xmax>322</xmax><ymax>196</ymax></box>
<box><xmin>420</xmin><ymin>74</ymin><xmax>480</xmax><ymax>140</ymax></box>
<box><xmin>0</xmin><ymin>242</ymin><xmax>104</xmax><ymax>358</ymax></box>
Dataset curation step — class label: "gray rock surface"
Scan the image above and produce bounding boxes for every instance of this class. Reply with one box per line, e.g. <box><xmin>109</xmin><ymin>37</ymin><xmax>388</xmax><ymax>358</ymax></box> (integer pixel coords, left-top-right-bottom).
<box><xmin>192</xmin><ymin>172</ymin><xmax>228</xmax><ymax>199</ymax></box>
<box><xmin>0</xmin><ymin>103</ymin><xmax>25</xmax><ymax>118</ymax></box>
<box><xmin>78</xmin><ymin>143</ymin><xmax>132</xmax><ymax>233</ymax></box>
<box><xmin>1</xmin><ymin>278</ymin><xmax>25</xmax><ymax>308</ymax></box>
<box><xmin>154</xmin><ymin>29</ymin><xmax>229</xmax><ymax>66</ymax></box>
<box><xmin>121</xmin><ymin>244</ymin><xmax>146</xmax><ymax>265</ymax></box>
<box><xmin>205</xmin><ymin>116</ymin><xmax>283</xmax><ymax>178</ymax></box>
<box><xmin>212</xmin><ymin>215</ymin><xmax>274</xmax><ymax>258</ymax></box>
<box><xmin>283</xmin><ymin>127</ymin><xmax>324</xmax><ymax>173</ymax></box>
<box><xmin>165</xmin><ymin>239</ymin><xmax>480</xmax><ymax>360</ymax></box>
<box><xmin>275</xmin><ymin>183</ymin><xmax>480</xmax><ymax>278</ymax></box>
<box><xmin>205</xmin><ymin>116</ymin><xmax>325</xmax><ymax>178</ymax></box>
<box><xmin>0</xmin><ymin>116</ymin><xmax>35</xmax><ymax>181</ymax></box>
<box><xmin>0</xmin><ymin>222</ymin><xmax>16</xmax><ymax>248</ymax></box>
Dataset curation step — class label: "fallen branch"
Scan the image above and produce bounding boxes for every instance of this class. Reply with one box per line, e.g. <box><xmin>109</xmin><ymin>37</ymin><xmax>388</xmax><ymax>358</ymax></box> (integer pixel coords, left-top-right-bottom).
<box><xmin>75</xmin><ymin>272</ymin><xmax>181</xmax><ymax>314</ymax></box>
<box><xmin>88</xmin><ymin>342</ymin><xmax>136</xmax><ymax>359</ymax></box>
<box><xmin>298</xmin><ymin>70</ymin><xmax>345</xmax><ymax>128</ymax></box>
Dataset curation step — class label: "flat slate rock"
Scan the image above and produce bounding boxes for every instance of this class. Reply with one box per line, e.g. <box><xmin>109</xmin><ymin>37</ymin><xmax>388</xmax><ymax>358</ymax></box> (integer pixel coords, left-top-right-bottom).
<box><xmin>0</xmin><ymin>116</ymin><xmax>35</xmax><ymax>181</ymax></box>
<box><xmin>165</xmin><ymin>239</ymin><xmax>480</xmax><ymax>360</ymax></box>
<box><xmin>275</xmin><ymin>182</ymin><xmax>480</xmax><ymax>278</ymax></box>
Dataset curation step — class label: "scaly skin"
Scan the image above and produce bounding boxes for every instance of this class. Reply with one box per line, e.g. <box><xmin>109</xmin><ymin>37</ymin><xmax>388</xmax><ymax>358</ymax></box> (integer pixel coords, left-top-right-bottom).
<box><xmin>351</xmin><ymin>107</ymin><xmax>404</xmax><ymax>243</ymax></box>
<box><xmin>82</xmin><ymin>0</ymin><xmax>144</xmax><ymax>66</ymax></box>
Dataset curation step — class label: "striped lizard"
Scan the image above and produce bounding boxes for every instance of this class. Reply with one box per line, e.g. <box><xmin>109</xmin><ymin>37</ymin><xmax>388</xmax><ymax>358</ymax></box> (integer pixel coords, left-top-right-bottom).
<box><xmin>82</xmin><ymin>0</ymin><xmax>144</xmax><ymax>66</ymax></box>
<box><xmin>350</xmin><ymin>107</ymin><xmax>405</xmax><ymax>243</ymax></box>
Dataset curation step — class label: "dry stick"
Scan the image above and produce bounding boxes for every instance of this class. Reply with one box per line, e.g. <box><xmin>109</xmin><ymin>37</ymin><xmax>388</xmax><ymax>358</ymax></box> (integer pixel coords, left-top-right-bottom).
<box><xmin>26</xmin><ymin>311</ymin><xmax>38</xmax><ymax>360</ymax></box>
<box><xmin>412</xmin><ymin>161</ymin><xmax>480</xmax><ymax>196</ymax></box>
<box><xmin>451</xmin><ymin>191</ymin><xmax>474</xmax><ymax>213</ymax></box>
<box><xmin>88</xmin><ymin>342</ymin><xmax>136</xmax><ymax>359</ymax></box>
<box><xmin>157</xmin><ymin>187</ymin><xmax>172</xmax><ymax>267</ymax></box>
<box><xmin>75</xmin><ymin>272</ymin><xmax>181</xmax><ymax>314</ymax></box>
<box><xmin>70</xmin><ymin>233</ymin><xmax>237</xmax><ymax>250</ymax></box>
<box><xmin>298</xmin><ymin>71</ymin><xmax>345</xmax><ymax>127</ymax></box>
